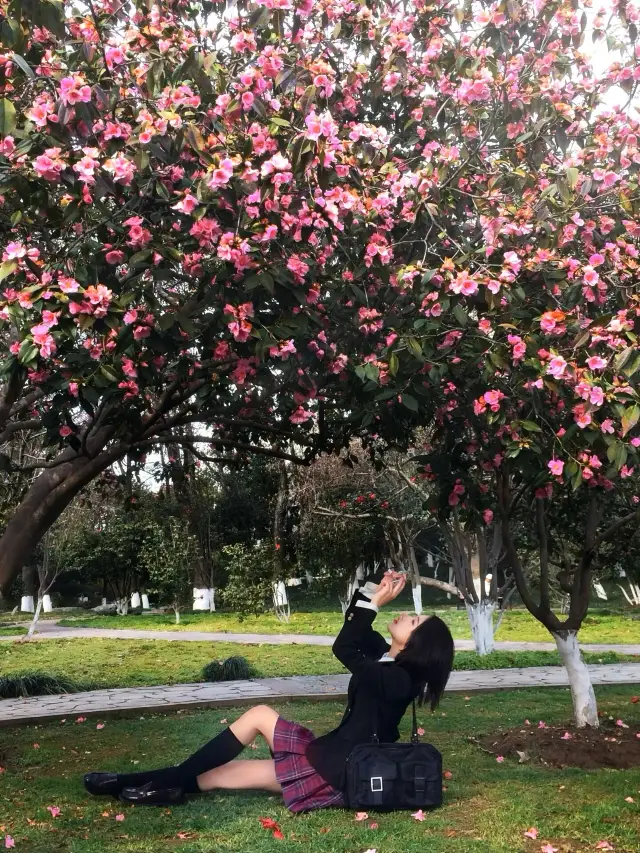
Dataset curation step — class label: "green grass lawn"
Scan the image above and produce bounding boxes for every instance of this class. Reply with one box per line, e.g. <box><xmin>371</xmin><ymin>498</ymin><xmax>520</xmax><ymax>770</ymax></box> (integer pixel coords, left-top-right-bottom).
<box><xmin>0</xmin><ymin>625</ymin><xmax>26</xmax><ymax>636</ymax></box>
<box><xmin>1</xmin><ymin>688</ymin><xmax>639</xmax><ymax>852</ymax></box>
<box><xmin>0</xmin><ymin>639</ymin><xmax>636</xmax><ymax>691</ymax></box>
<box><xmin>53</xmin><ymin>606</ymin><xmax>640</xmax><ymax>644</ymax></box>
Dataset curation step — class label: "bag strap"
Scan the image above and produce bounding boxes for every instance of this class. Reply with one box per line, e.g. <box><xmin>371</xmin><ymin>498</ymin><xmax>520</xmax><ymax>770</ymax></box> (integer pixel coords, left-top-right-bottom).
<box><xmin>370</xmin><ymin>697</ymin><xmax>420</xmax><ymax>744</ymax></box>
<box><xmin>411</xmin><ymin>698</ymin><xmax>420</xmax><ymax>744</ymax></box>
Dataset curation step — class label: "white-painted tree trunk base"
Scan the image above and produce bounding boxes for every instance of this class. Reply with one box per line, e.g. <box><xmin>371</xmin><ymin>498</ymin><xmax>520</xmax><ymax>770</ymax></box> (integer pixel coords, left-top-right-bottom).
<box><xmin>466</xmin><ymin>600</ymin><xmax>496</xmax><ymax>655</ymax></box>
<box><xmin>208</xmin><ymin>588</ymin><xmax>215</xmax><ymax>612</ymax></box>
<box><xmin>273</xmin><ymin>581</ymin><xmax>291</xmax><ymax>623</ymax></box>
<box><xmin>42</xmin><ymin>594</ymin><xmax>53</xmax><ymax>613</ymax></box>
<box><xmin>20</xmin><ymin>595</ymin><xmax>35</xmax><ymax>613</ymax></box>
<box><xmin>27</xmin><ymin>598</ymin><xmax>43</xmax><ymax>637</ymax></box>
<box><xmin>101</xmin><ymin>597</ymin><xmax>108</xmax><ymax>607</ymax></box>
<box><xmin>115</xmin><ymin>599</ymin><xmax>129</xmax><ymax>616</ymax></box>
<box><xmin>553</xmin><ymin>632</ymin><xmax>599</xmax><ymax>727</ymax></box>
<box><xmin>141</xmin><ymin>594</ymin><xmax>150</xmax><ymax>610</ymax></box>
<box><xmin>412</xmin><ymin>583</ymin><xmax>423</xmax><ymax>615</ymax></box>
<box><xmin>130</xmin><ymin>591</ymin><xmax>141</xmax><ymax>609</ymax></box>
<box><xmin>174</xmin><ymin>609</ymin><xmax>181</xmax><ymax>624</ymax></box>
<box><xmin>192</xmin><ymin>587</ymin><xmax>210</xmax><ymax>611</ymax></box>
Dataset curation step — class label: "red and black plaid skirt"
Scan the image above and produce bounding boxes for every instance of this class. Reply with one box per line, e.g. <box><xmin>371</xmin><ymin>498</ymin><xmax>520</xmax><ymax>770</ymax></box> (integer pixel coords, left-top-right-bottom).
<box><xmin>273</xmin><ymin>716</ymin><xmax>345</xmax><ymax>813</ymax></box>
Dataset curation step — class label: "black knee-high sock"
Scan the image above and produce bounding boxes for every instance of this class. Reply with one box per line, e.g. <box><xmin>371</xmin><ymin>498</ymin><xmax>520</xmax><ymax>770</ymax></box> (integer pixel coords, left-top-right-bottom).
<box><xmin>121</xmin><ymin>728</ymin><xmax>245</xmax><ymax>794</ymax></box>
<box><xmin>116</xmin><ymin>767</ymin><xmax>168</xmax><ymax>788</ymax></box>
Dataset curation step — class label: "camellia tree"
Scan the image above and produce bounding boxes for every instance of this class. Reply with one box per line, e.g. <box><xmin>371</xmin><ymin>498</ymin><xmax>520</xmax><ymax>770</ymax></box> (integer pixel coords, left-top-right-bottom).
<box><xmin>0</xmin><ymin>0</ymin><xmax>639</xmax><ymax>711</ymax></box>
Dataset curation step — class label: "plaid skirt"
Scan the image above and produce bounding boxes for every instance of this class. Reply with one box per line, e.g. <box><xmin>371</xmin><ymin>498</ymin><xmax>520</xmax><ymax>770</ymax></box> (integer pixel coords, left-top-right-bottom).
<box><xmin>273</xmin><ymin>716</ymin><xmax>345</xmax><ymax>813</ymax></box>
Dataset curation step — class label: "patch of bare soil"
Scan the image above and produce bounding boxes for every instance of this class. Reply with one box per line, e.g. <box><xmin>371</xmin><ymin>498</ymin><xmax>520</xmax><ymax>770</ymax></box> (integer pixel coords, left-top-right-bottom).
<box><xmin>476</xmin><ymin>717</ymin><xmax>640</xmax><ymax>769</ymax></box>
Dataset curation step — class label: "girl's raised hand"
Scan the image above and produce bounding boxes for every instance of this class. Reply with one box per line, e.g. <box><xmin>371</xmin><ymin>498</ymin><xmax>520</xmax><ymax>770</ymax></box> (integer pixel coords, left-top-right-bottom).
<box><xmin>371</xmin><ymin>575</ymin><xmax>406</xmax><ymax>608</ymax></box>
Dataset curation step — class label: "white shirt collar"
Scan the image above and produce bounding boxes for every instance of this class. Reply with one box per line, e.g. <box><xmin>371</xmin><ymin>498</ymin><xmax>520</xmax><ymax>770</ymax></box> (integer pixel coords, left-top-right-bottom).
<box><xmin>378</xmin><ymin>654</ymin><xmax>395</xmax><ymax>663</ymax></box>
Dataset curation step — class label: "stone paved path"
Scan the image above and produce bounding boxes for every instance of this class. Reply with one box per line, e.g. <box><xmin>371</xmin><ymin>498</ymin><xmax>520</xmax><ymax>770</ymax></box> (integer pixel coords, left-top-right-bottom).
<box><xmin>2</xmin><ymin>664</ymin><xmax>639</xmax><ymax>727</ymax></box>
<box><xmin>1</xmin><ymin>621</ymin><xmax>640</xmax><ymax>654</ymax></box>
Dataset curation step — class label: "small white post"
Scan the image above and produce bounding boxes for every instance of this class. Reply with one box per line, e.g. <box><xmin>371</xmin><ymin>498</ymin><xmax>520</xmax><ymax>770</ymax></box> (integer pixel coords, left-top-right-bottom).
<box><xmin>130</xmin><ymin>591</ymin><xmax>141</xmax><ymax>609</ymax></box>
<box><xmin>141</xmin><ymin>593</ymin><xmax>150</xmax><ymax>610</ymax></box>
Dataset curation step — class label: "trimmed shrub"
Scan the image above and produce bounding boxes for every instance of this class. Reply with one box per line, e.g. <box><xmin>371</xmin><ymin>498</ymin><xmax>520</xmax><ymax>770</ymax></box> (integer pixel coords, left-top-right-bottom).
<box><xmin>202</xmin><ymin>656</ymin><xmax>259</xmax><ymax>682</ymax></box>
<box><xmin>0</xmin><ymin>672</ymin><xmax>83</xmax><ymax>698</ymax></box>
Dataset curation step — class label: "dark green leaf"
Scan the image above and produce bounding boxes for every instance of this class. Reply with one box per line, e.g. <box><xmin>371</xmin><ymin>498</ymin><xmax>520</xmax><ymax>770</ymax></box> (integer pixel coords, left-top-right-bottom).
<box><xmin>401</xmin><ymin>393</ymin><xmax>419</xmax><ymax>412</ymax></box>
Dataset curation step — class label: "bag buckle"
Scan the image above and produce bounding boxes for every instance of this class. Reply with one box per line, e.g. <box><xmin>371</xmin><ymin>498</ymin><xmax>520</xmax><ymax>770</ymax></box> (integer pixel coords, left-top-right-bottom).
<box><xmin>370</xmin><ymin>776</ymin><xmax>383</xmax><ymax>793</ymax></box>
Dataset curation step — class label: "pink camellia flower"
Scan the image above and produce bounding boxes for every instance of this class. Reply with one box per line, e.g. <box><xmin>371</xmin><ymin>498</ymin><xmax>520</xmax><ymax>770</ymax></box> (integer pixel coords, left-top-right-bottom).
<box><xmin>289</xmin><ymin>407</ymin><xmax>313</xmax><ymax>424</ymax></box>
<box><xmin>105</xmin><ymin>250</ymin><xmax>125</xmax><ymax>265</ymax></box>
<box><xmin>561</xmin><ymin>731</ymin><xmax>572</xmax><ymax>740</ymax></box>
<box><xmin>3</xmin><ymin>241</ymin><xmax>27</xmax><ymax>261</ymax></box>
<box><xmin>524</xmin><ymin>827</ymin><xmax>538</xmax><ymax>840</ymax></box>
<box><xmin>59</xmin><ymin>425</ymin><xmax>73</xmax><ymax>438</ymax></box>
<box><xmin>354</xmin><ymin>812</ymin><xmax>369</xmax><ymax>821</ymax></box>
<box><xmin>47</xmin><ymin>806</ymin><xmax>61</xmax><ymax>818</ymax></box>
<box><xmin>595</xmin><ymin>842</ymin><xmax>614</xmax><ymax>850</ymax></box>
<box><xmin>616</xmin><ymin>719</ymin><xmax>629</xmax><ymax>729</ymax></box>
<box><xmin>601</xmin><ymin>419</ymin><xmax>615</xmax><ymax>434</ymax></box>
<box><xmin>548</xmin><ymin>458</ymin><xmax>564</xmax><ymax>477</ymax></box>
<box><xmin>59</xmin><ymin>74</ymin><xmax>92</xmax><ymax>105</ymax></box>
<box><xmin>483</xmin><ymin>509</ymin><xmax>494</xmax><ymax>525</ymax></box>
<box><xmin>96</xmin><ymin>723</ymin><xmax>105</xmax><ymax>730</ymax></box>
<box><xmin>5</xmin><ymin>836</ymin><xmax>15</xmax><ymax>849</ymax></box>
<box><xmin>123</xmin><ymin>309</ymin><xmax>138</xmax><ymax>325</ymax></box>
<box><xmin>541</xmin><ymin>845</ymin><xmax>558</xmax><ymax>853</ymax></box>
<box><xmin>587</xmin><ymin>356</ymin><xmax>607</xmax><ymax>370</ymax></box>
<box><xmin>547</xmin><ymin>356</ymin><xmax>567</xmax><ymax>378</ymax></box>
<box><xmin>496</xmin><ymin>755</ymin><xmax>505</xmax><ymax>763</ymax></box>
<box><xmin>538</xmin><ymin>721</ymin><xmax>548</xmax><ymax>729</ymax></box>
<box><xmin>411</xmin><ymin>809</ymin><xmax>426</xmax><ymax>821</ymax></box>
<box><xmin>115</xmin><ymin>814</ymin><xmax>125</xmax><ymax>822</ymax></box>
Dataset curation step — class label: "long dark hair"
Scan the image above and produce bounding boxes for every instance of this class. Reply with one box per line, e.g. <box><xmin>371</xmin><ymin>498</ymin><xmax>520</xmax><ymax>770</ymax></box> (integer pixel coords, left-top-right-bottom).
<box><xmin>395</xmin><ymin>615</ymin><xmax>455</xmax><ymax>710</ymax></box>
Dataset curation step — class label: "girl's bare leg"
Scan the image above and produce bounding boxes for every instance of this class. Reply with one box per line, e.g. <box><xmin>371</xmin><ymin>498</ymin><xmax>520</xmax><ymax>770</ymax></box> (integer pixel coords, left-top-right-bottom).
<box><xmin>195</xmin><ymin>705</ymin><xmax>281</xmax><ymax>792</ymax></box>
<box><xmin>227</xmin><ymin>704</ymin><xmax>280</xmax><ymax>751</ymax></box>
<box><xmin>197</xmin><ymin>760</ymin><xmax>281</xmax><ymax>793</ymax></box>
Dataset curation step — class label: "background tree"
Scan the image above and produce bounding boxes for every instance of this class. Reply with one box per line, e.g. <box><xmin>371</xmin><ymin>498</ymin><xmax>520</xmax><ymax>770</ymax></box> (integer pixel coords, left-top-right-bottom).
<box><xmin>141</xmin><ymin>516</ymin><xmax>198</xmax><ymax>623</ymax></box>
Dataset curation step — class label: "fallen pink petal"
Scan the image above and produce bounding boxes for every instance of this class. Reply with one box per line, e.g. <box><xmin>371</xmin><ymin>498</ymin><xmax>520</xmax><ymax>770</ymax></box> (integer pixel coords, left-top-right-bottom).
<box><xmin>595</xmin><ymin>842</ymin><xmax>614</xmax><ymax>850</ymax></box>
<box><xmin>4</xmin><ymin>837</ymin><xmax>14</xmax><ymax>850</ymax></box>
<box><xmin>540</xmin><ymin>844</ymin><xmax>558</xmax><ymax>853</ymax></box>
<box><xmin>560</xmin><ymin>732</ymin><xmax>572</xmax><ymax>740</ymax></box>
<box><xmin>524</xmin><ymin>828</ymin><xmax>539</xmax><ymax>840</ymax></box>
<box><xmin>354</xmin><ymin>812</ymin><xmax>369</xmax><ymax>821</ymax></box>
<box><xmin>417</xmin><ymin>727</ymin><xmax>425</xmax><ymax>736</ymax></box>
<box><xmin>115</xmin><ymin>814</ymin><xmax>125</xmax><ymax>822</ymax></box>
<box><xmin>368</xmin><ymin>822</ymin><xmax>378</xmax><ymax>829</ymax></box>
<box><xmin>46</xmin><ymin>807</ymin><xmax>60</xmax><ymax>818</ymax></box>
<box><xmin>496</xmin><ymin>755</ymin><xmax>505</xmax><ymax>763</ymax></box>
<box><xmin>615</xmin><ymin>719</ymin><xmax>628</xmax><ymax>729</ymax></box>
<box><xmin>96</xmin><ymin>724</ymin><xmax>105</xmax><ymax>730</ymax></box>
<box><xmin>411</xmin><ymin>810</ymin><xmax>426</xmax><ymax>821</ymax></box>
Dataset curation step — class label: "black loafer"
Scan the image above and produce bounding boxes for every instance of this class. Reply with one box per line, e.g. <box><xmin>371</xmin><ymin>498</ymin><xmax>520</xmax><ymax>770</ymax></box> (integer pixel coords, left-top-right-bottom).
<box><xmin>119</xmin><ymin>781</ymin><xmax>186</xmax><ymax>806</ymax></box>
<box><xmin>84</xmin><ymin>772</ymin><xmax>121</xmax><ymax>797</ymax></box>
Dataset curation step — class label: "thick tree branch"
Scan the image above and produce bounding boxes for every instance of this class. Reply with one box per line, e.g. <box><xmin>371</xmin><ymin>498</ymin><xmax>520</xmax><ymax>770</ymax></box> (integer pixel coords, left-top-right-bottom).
<box><xmin>536</xmin><ymin>497</ymin><xmax>550</xmax><ymax>612</ymax></box>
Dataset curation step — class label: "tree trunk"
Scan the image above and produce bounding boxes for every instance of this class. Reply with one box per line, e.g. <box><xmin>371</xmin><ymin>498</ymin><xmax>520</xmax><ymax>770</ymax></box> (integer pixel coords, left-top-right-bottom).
<box><xmin>208</xmin><ymin>587</ymin><xmax>216</xmax><ymax>611</ymax></box>
<box><xmin>0</xmin><ymin>437</ymin><xmax>122</xmax><ymax>593</ymax></box>
<box><xmin>411</xmin><ymin>580</ymin><xmax>423</xmax><ymax>615</ymax></box>
<box><xmin>21</xmin><ymin>564</ymin><xmax>37</xmax><ymax>612</ymax></box>
<box><xmin>466</xmin><ymin>600</ymin><xmax>496</xmax><ymax>655</ymax></box>
<box><xmin>116</xmin><ymin>598</ymin><xmax>129</xmax><ymax>615</ymax></box>
<box><xmin>174</xmin><ymin>606</ymin><xmax>180</xmax><ymax>624</ymax></box>
<box><xmin>553</xmin><ymin>631</ymin><xmax>599</xmax><ymax>727</ymax></box>
<box><xmin>26</xmin><ymin>596</ymin><xmax>43</xmax><ymax>637</ymax></box>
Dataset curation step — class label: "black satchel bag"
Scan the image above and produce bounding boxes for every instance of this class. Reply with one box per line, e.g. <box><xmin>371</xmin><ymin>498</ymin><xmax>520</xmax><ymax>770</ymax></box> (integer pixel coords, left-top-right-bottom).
<box><xmin>344</xmin><ymin>700</ymin><xmax>442</xmax><ymax>811</ymax></box>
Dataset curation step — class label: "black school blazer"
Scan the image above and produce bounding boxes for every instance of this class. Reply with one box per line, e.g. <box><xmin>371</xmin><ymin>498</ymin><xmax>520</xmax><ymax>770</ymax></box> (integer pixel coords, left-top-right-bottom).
<box><xmin>304</xmin><ymin>590</ymin><xmax>418</xmax><ymax>791</ymax></box>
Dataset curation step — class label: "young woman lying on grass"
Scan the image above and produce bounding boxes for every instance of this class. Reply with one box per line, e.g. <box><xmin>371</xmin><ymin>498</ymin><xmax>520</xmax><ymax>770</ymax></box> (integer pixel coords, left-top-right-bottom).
<box><xmin>84</xmin><ymin>573</ymin><xmax>454</xmax><ymax>812</ymax></box>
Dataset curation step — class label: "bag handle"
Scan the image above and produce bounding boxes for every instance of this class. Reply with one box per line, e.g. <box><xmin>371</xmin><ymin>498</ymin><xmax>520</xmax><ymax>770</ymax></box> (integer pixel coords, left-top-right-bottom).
<box><xmin>370</xmin><ymin>697</ymin><xmax>420</xmax><ymax>745</ymax></box>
